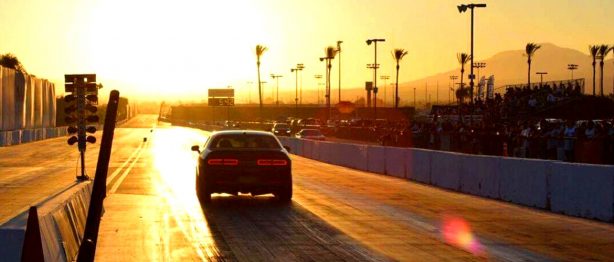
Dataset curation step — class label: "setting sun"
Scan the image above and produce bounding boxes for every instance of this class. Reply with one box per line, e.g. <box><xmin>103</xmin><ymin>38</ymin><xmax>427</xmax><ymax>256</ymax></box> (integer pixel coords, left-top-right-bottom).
<box><xmin>1</xmin><ymin>0</ymin><xmax>614</xmax><ymax>101</ymax></box>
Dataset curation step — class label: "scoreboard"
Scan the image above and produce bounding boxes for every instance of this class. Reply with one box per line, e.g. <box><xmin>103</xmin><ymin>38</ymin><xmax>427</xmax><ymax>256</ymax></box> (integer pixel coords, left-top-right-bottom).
<box><xmin>208</xmin><ymin>88</ymin><xmax>234</xmax><ymax>107</ymax></box>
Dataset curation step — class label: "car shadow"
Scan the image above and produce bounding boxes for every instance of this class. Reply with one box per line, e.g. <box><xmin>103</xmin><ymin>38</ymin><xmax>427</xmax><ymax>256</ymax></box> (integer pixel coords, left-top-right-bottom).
<box><xmin>198</xmin><ymin>194</ymin><xmax>389</xmax><ymax>261</ymax></box>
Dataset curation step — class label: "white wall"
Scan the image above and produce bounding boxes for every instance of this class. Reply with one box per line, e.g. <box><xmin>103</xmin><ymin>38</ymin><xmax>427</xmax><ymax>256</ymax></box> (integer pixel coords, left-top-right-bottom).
<box><xmin>0</xmin><ymin>66</ymin><xmax>56</xmax><ymax>132</ymax></box>
<box><xmin>282</xmin><ymin>138</ymin><xmax>614</xmax><ymax>223</ymax></box>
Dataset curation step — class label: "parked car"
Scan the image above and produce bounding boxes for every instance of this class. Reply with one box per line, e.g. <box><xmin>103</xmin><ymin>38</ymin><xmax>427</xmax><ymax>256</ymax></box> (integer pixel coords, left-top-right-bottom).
<box><xmin>223</xmin><ymin>120</ymin><xmax>239</xmax><ymax>128</ymax></box>
<box><xmin>298</xmin><ymin>118</ymin><xmax>322</xmax><ymax>127</ymax></box>
<box><xmin>271</xmin><ymin>123</ymin><xmax>292</xmax><ymax>136</ymax></box>
<box><xmin>295</xmin><ymin>129</ymin><xmax>326</xmax><ymax>141</ymax></box>
<box><xmin>191</xmin><ymin>130</ymin><xmax>292</xmax><ymax>203</ymax></box>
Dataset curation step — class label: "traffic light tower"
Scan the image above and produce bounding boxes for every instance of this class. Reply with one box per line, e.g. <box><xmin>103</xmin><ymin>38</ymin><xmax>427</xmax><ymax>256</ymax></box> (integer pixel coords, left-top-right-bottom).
<box><xmin>64</xmin><ymin>74</ymin><xmax>99</xmax><ymax>180</ymax></box>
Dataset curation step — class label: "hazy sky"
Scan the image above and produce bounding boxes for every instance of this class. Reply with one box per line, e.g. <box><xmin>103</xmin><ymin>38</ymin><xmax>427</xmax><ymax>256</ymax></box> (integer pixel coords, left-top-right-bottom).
<box><xmin>1</xmin><ymin>0</ymin><xmax>613</xmax><ymax>101</ymax></box>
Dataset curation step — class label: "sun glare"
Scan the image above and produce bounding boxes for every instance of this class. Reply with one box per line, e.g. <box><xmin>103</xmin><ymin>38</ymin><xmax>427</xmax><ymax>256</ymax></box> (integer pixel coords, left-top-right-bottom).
<box><xmin>441</xmin><ymin>215</ymin><xmax>484</xmax><ymax>256</ymax></box>
<box><xmin>149</xmin><ymin>127</ymin><xmax>222</xmax><ymax>259</ymax></box>
<box><xmin>85</xmin><ymin>0</ymin><xmax>269</xmax><ymax>99</ymax></box>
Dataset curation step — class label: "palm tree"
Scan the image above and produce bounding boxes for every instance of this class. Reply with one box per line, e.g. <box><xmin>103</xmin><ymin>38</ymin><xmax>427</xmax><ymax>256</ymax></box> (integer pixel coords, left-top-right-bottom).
<box><xmin>456</xmin><ymin>52</ymin><xmax>471</xmax><ymax>104</ymax></box>
<box><xmin>0</xmin><ymin>53</ymin><xmax>26</xmax><ymax>72</ymax></box>
<box><xmin>255</xmin><ymin>44</ymin><xmax>267</xmax><ymax>120</ymax></box>
<box><xmin>598</xmin><ymin>45</ymin><xmax>612</xmax><ymax>96</ymax></box>
<box><xmin>392</xmin><ymin>49</ymin><xmax>408</xmax><ymax>108</ymax></box>
<box><xmin>525</xmin><ymin>43</ymin><xmax>541</xmax><ymax>89</ymax></box>
<box><xmin>455</xmin><ymin>87</ymin><xmax>470</xmax><ymax>104</ymax></box>
<box><xmin>323</xmin><ymin>46</ymin><xmax>337</xmax><ymax>117</ymax></box>
<box><xmin>589</xmin><ymin>45</ymin><xmax>599</xmax><ymax>96</ymax></box>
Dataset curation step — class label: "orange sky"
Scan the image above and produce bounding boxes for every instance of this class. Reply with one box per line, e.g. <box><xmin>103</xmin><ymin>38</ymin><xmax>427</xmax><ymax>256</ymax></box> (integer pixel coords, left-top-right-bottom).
<box><xmin>1</xmin><ymin>0</ymin><xmax>613</xmax><ymax>102</ymax></box>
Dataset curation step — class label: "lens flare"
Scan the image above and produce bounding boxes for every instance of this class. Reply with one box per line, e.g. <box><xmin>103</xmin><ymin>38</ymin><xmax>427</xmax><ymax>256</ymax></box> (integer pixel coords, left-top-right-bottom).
<box><xmin>441</xmin><ymin>215</ymin><xmax>484</xmax><ymax>256</ymax></box>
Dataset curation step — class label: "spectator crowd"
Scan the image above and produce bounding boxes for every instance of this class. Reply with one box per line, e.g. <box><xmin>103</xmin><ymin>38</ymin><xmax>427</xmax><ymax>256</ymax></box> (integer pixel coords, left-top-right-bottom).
<box><xmin>330</xmin><ymin>80</ymin><xmax>613</xmax><ymax>165</ymax></box>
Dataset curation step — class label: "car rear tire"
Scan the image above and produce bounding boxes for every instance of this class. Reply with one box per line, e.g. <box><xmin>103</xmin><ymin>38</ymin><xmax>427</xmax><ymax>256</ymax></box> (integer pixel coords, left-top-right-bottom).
<box><xmin>201</xmin><ymin>191</ymin><xmax>211</xmax><ymax>203</ymax></box>
<box><xmin>275</xmin><ymin>185</ymin><xmax>293</xmax><ymax>202</ymax></box>
<box><xmin>196</xmin><ymin>172</ymin><xmax>212</xmax><ymax>203</ymax></box>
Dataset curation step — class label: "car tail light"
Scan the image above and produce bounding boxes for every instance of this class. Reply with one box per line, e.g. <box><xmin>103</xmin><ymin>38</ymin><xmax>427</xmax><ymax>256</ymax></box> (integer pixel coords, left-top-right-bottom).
<box><xmin>207</xmin><ymin>158</ymin><xmax>239</xmax><ymax>166</ymax></box>
<box><xmin>257</xmin><ymin>159</ymin><xmax>288</xmax><ymax>166</ymax></box>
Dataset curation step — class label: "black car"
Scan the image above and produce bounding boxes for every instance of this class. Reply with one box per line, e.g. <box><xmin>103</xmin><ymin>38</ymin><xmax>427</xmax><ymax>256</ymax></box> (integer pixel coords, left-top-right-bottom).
<box><xmin>191</xmin><ymin>130</ymin><xmax>292</xmax><ymax>203</ymax></box>
<box><xmin>271</xmin><ymin>123</ymin><xmax>292</xmax><ymax>136</ymax></box>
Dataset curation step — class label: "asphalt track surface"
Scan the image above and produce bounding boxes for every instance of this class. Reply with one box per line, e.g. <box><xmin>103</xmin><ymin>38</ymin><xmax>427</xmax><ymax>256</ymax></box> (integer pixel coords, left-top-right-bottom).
<box><xmin>2</xmin><ymin>114</ymin><xmax>613</xmax><ymax>261</ymax></box>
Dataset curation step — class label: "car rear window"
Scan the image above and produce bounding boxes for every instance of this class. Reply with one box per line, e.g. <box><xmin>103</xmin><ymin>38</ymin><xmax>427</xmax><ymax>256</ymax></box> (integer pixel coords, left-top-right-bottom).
<box><xmin>209</xmin><ymin>134</ymin><xmax>281</xmax><ymax>149</ymax></box>
<box><xmin>275</xmin><ymin>124</ymin><xmax>289</xmax><ymax>128</ymax></box>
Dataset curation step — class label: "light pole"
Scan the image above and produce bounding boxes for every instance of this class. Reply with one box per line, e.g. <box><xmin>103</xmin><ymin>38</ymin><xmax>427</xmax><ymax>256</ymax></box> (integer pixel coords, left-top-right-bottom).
<box><xmin>536</xmin><ymin>72</ymin><xmax>548</xmax><ymax>87</ymax></box>
<box><xmin>390</xmin><ymin>83</ymin><xmax>395</xmax><ymax>107</ymax></box>
<box><xmin>458</xmin><ymin>3</ymin><xmax>487</xmax><ymax>104</ymax></box>
<box><xmin>271</xmin><ymin>74</ymin><xmax>283</xmax><ymax>106</ymax></box>
<box><xmin>380</xmin><ymin>75</ymin><xmax>390</xmax><ymax>106</ymax></box>
<box><xmin>436</xmin><ymin>81</ymin><xmax>439</xmax><ymax>105</ymax></box>
<box><xmin>320</xmin><ymin>50</ymin><xmax>335</xmax><ymax>120</ymax></box>
<box><xmin>337</xmin><ymin>40</ymin><xmax>343</xmax><ymax>103</ymax></box>
<box><xmin>425</xmin><ymin>82</ymin><xmax>428</xmax><ymax>106</ymax></box>
<box><xmin>259</xmin><ymin>81</ymin><xmax>267</xmax><ymax>105</ymax></box>
<box><xmin>567</xmin><ymin>64</ymin><xmax>578</xmax><ymax>80</ymax></box>
<box><xmin>291</xmin><ymin>64</ymin><xmax>304</xmax><ymax>113</ymax></box>
<box><xmin>473</xmin><ymin>62</ymin><xmax>486</xmax><ymax>81</ymax></box>
<box><xmin>413</xmin><ymin>87</ymin><xmax>416</xmax><ymax>108</ymax></box>
<box><xmin>246</xmin><ymin>81</ymin><xmax>254</xmax><ymax>104</ymax></box>
<box><xmin>298</xmin><ymin>63</ymin><xmax>305</xmax><ymax>105</ymax></box>
<box><xmin>320</xmin><ymin>57</ymin><xmax>329</xmax><ymax>107</ymax></box>
<box><xmin>473</xmin><ymin>62</ymin><xmax>486</xmax><ymax>101</ymax></box>
<box><xmin>450</xmin><ymin>87</ymin><xmax>455</xmax><ymax>105</ymax></box>
<box><xmin>314</xmin><ymin>74</ymin><xmax>323</xmax><ymax>105</ymax></box>
<box><xmin>366</xmin><ymin>64</ymin><xmax>379</xmax><ymax>108</ymax></box>
<box><xmin>367</xmin><ymin>38</ymin><xmax>386</xmax><ymax>119</ymax></box>
<box><xmin>449</xmin><ymin>75</ymin><xmax>458</xmax><ymax>104</ymax></box>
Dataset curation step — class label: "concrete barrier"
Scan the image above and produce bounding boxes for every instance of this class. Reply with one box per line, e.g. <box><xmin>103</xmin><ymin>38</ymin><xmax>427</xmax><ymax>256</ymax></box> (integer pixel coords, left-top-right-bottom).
<box><xmin>36</xmin><ymin>128</ymin><xmax>45</xmax><ymax>140</ymax></box>
<box><xmin>384</xmin><ymin>147</ymin><xmax>406</xmax><ymax>178</ymax></box>
<box><xmin>337</xmin><ymin>143</ymin><xmax>368</xmax><ymax>171</ymax></box>
<box><xmin>367</xmin><ymin>146</ymin><xmax>386</xmax><ymax>174</ymax></box>
<box><xmin>499</xmin><ymin>158</ymin><xmax>551</xmax><ymax>209</ymax></box>
<box><xmin>317</xmin><ymin>141</ymin><xmax>334</xmax><ymax>164</ymax></box>
<box><xmin>45</xmin><ymin>128</ymin><xmax>55</xmax><ymax>139</ymax></box>
<box><xmin>21</xmin><ymin>129</ymin><xmax>33</xmax><ymax>143</ymax></box>
<box><xmin>460</xmin><ymin>154</ymin><xmax>501</xmax><ymax>199</ymax></box>
<box><xmin>302</xmin><ymin>140</ymin><xmax>314</xmax><ymax>159</ymax></box>
<box><xmin>282</xmin><ymin>138</ymin><xmax>614</xmax><ymax>222</ymax></box>
<box><xmin>11</xmin><ymin>130</ymin><xmax>21</xmax><ymax>145</ymax></box>
<box><xmin>281</xmin><ymin>137</ymin><xmax>295</xmax><ymax>153</ymax></box>
<box><xmin>0</xmin><ymin>127</ymin><xmax>67</xmax><ymax>147</ymax></box>
<box><xmin>0</xmin><ymin>131</ymin><xmax>10</xmax><ymax>146</ymax></box>
<box><xmin>406</xmin><ymin>148</ymin><xmax>432</xmax><ymax>184</ymax></box>
<box><xmin>58</xmin><ymin>127</ymin><xmax>67</xmax><ymax>136</ymax></box>
<box><xmin>0</xmin><ymin>182</ymin><xmax>92</xmax><ymax>261</ymax></box>
<box><xmin>293</xmin><ymin>139</ymin><xmax>304</xmax><ymax>156</ymax></box>
<box><xmin>277</xmin><ymin>136</ymin><xmax>288</xmax><ymax>146</ymax></box>
<box><xmin>289</xmin><ymin>138</ymin><xmax>298</xmax><ymax>155</ymax></box>
<box><xmin>549</xmin><ymin>162</ymin><xmax>614</xmax><ymax>222</ymax></box>
<box><xmin>309</xmin><ymin>140</ymin><xmax>321</xmax><ymax>160</ymax></box>
<box><xmin>429</xmin><ymin>151</ymin><xmax>463</xmax><ymax>191</ymax></box>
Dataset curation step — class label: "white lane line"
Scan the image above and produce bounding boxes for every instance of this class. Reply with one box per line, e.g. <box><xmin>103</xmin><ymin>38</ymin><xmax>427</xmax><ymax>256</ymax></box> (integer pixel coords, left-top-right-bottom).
<box><xmin>109</xmin><ymin>145</ymin><xmax>145</xmax><ymax>194</ymax></box>
<box><xmin>158</xmin><ymin>187</ymin><xmax>212</xmax><ymax>261</ymax></box>
<box><xmin>107</xmin><ymin>142</ymin><xmax>144</xmax><ymax>186</ymax></box>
